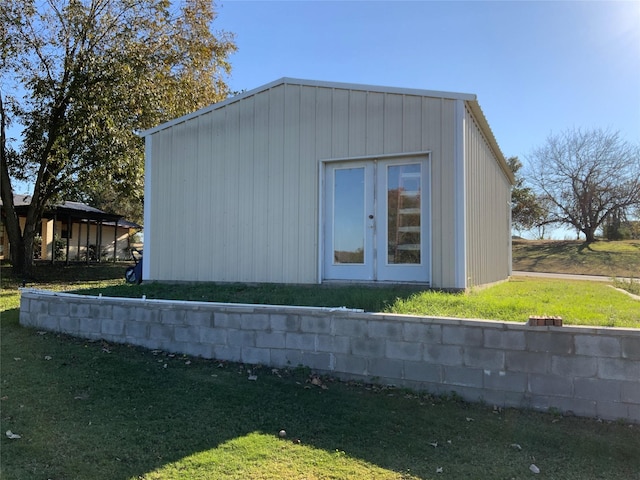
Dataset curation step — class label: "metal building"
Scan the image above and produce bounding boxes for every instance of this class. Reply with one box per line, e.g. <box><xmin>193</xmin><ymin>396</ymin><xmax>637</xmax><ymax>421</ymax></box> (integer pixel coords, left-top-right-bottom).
<box><xmin>141</xmin><ymin>78</ymin><xmax>514</xmax><ymax>289</ymax></box>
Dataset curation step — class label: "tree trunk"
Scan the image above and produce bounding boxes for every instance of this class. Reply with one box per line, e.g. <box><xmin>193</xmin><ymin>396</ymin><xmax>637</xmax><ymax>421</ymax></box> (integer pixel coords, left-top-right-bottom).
<box><xmin>583</xmin><ymin>227</ymin><xmax>597</xmax><ymax>243</ymax></box>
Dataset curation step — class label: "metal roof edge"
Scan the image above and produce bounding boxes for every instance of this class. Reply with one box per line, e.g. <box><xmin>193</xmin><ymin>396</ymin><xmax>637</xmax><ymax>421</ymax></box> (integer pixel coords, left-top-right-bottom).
<box><xmin>465</xmin><ymin>99</ymin><xmax>515</xmax><ymax>185</ymax></box>
<box><xmin>139</xmin><ymin>77</ymin><xmax>478</xmax><ymax>137</ymax></box>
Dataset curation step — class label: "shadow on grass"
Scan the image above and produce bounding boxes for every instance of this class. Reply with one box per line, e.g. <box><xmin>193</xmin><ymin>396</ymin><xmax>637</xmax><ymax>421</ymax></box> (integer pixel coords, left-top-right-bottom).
<box><xmin>2</xmin><ymin>309</ymin><xmax>639</xmax><ymax>480</ymax></box>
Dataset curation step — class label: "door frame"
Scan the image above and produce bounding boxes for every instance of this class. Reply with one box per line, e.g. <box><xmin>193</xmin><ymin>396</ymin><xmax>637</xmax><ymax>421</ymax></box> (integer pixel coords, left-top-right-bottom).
<box><xmin>319</xmin><ymin>151</ymin><xmax>431</xmax><ymax>284</ymax></box>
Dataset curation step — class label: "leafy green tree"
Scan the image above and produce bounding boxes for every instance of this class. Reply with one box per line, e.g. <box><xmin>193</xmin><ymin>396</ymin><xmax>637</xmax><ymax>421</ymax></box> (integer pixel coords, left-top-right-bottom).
<box><xmin>507</xmin><ymin>156</ymin><xmax>549</xmax><ymax>235</ymax></box>
<box><xmin>526</xmin><ymin>128</ymin><xmax>640</xmax><ymax>242</ymax></box>
<box><xmin>1</xmin><ymin>0</ymin><xmax>236</xmax><ymax>274</ymax></box>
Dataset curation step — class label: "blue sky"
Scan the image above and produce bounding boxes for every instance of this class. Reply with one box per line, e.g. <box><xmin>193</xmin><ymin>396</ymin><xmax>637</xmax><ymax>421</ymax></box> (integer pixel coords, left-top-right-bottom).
<box><xmin>214</xmin><ymin>0</ymin><xmax>640</xmax><ymax>162</ymax></box>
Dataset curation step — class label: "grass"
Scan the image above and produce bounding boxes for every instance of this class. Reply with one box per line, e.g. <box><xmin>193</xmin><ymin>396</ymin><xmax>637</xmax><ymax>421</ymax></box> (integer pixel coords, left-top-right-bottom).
<box><xmin>2</xmin><ymin>306</ymin><xmax>639</xmax><ymax>480</ymax></box>
<box><xmin>512</xmin><ymin>239</ymin><xmax>640</xmax><ymax>277</ymax></box>
<box><xmin>1</xmin><ymin>252</ymin><xmax>639</xmax><ymax>479</ymax></box>
<box><xmin>3</xmin><ymin>262</ymin><xmax>639</xmax><ymax>328</ymax></box>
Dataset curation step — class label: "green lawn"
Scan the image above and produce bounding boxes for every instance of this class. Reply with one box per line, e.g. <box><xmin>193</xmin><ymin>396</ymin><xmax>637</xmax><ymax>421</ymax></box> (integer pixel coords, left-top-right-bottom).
<box><xmin>73</xmin><ymin>277</ymin><xmax>639</xmax><ymax>328</ymax></box>
<box><xmin>1</xmin><ymin>262</ymin><xmax>639</xmax><ymax>479</ymax></box>
<box><xmin>512</xmin><ymin>239</ymin><xmax>640</xmax><ymax>277</ymax></box>
<box><xmin>2</xmin><ymin>305</ymin><xmax>638</xmax><ymax>480</ymax></box>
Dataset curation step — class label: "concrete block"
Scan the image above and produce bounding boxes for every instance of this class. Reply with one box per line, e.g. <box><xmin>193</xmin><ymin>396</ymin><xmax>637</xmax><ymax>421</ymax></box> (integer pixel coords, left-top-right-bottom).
<box><xmin>505</xmin><ymin>351</ymin><xmax>550</xmax><ymax>374</ymax></box>
<box><xmin>212</xmin><ymin>345</ymin><xmax>241</xmax><ymax>362</ymax></box>
<box><xmin>59</xmin><ymin>316</ymin><xmax>80</xmax><ymax>333</ymax></box>
<box><xmin>270</xmin><ymin>314</ymin><xmax>300</xmax><ymax>332</ymax></box>
<box><xmin>442</xmin><ymin>326</ymin><xmax>483</xmax><ymax>346</ymax></box>
<box><xmin>367</xmin><ymin>357</ymin><xmax>403</xmax><ymax>380</ymax></box>
<box><xmin>484</xmin><ymin>329</ymin><xmax>525</xmax><ymax>350</ymax></box>
<box><xmin>528</xmin><ymin>374</ymin><xmax>572</xmax><ymax>397</ymax></box>
<box><xmin>29</xmin><ymin>299</ymin><xmax>49</xmax><ymax>315</ymax></box>
<box><xmin>30</xmin><ymin>299</ymin><xmax>49</xmax><ymax>314</ymax></box>
<box><xmin>135</xmin><ymin>307</ymin><xmax>160</xmax><ymax>323</ymax></box>
<box><xmin>301</xmin><ymin>352</ymin><xmax>332</xmax><ymax>371</ymax></box>
<box><xmin>403</xmin><ymin>361</ymin><xmax>442</xmax><ymax>383</ymax></box>
<box><xmin>316</xmin><ymin>334</ymin><xmax>350</xmax><ymax>354</ymax></box>
<box><xmin>551</xmin><ymin>355</ymin><xmax>597</xmax><ymax>378</ymax></box>
<box><xmin>480</xmin><ymin>389</ymin><xmax>529</xmax><ymax>408</ymax></box>
<box><xmin>228</xmin><ymin>329</ymin><xmax>255</xmax><ymax>347</ymax></box>
<box><xmin>574</xmin><ymin>378</ymin><xmax>621</xmax><ymax>402</ymax></box>
<box><xmin>160</xmin><ymin>309</ymin><xmax>186</xmax><ymax>325</ymax></box>
<box><xmin>256</xmin><ymin>331</ymin><xmax>286</xmax><ymax>349</ymax></box>
<box><xmin>351</xmin><ymin>338</ymin><xmax>385</xmax><ymax>358</ymax></box>
<box><xmin>241</xmin><ymin>313</ymin><xmax>270</xmax><ymax>330</ymax></box>
<box><xmin>101</xmin><ymin>319</ymin><xmax>124</xmax><ymax>336</ymax></box>
<box><xmin>483</xmin><ymin>370</ymin><xmax>527</xmax><ymax>393</ymax></box>
<box><xmin>174</xmin><ymin>341</ymin><xmax>213</xmax><ymax>359</ymax></box>
<box><xmin>443</xmin><ymin>366</ymin><xmax>483</xmax><ymax>388</ymax></box>
<box><xmin>621</xmin><ymin>380</ymin><xmax>640</xmax><ymax>403</ymax></box>
<box><xmin>79</xmin><ymin>317</ymin><xmax>101</xmax><ymax>334</ymax></box>
<box><xmin>301</xmin><ymin>315</ymin><xmax>332</xmax><ymax>334</ymax></box>
<box><xmin>621</xmin><ymin>337</ymin><xmax>640</xmax><ymax>360</ymax></box>
<box><xmin>19</xmin><ymin>310</ymin><xmax>34</xmax><ymax>327</ymax></box>
<box><xmin>526</xmin><ymin>332</ymin><xmax>573</xmax><ymax>354</ymax></box>
<box><xmin>39</xmin><ymin>314</ymin><xmax>58</xmax><ymax>331</ymax></box>
<box><xmin>214</xmin><ymin>312</ymin><xmax>242</xmax><ymax>328</ymax></box>
<box><xmin>596</xmin><ymin>401</ymin><xmax>630</xmax><ymax>422</ymax></box>
<box><xmin>113</xmin><ymin>305</ymin><xmax>135</xmax><ymax>322</ymax></box>
<box><xmin>188</xmin><ymin>310</ymin><xmax>214</xmax><ymax>328</ymax></box>
<box><xmin>90</xmin><ymin>303</ymin><xmax>113</xmax><ymax>319</ymax></box>
<box><xmin>386</xmin><ymin>340</ymin><xmax>422</xmax><ymax>361</ymax></box>
<box><xmin>463</xmin><ymin>347</ymin><xmax>505</xmax><ymax>370</ymax></box>
<box><xmin>628</xmin><ymin>404</ymin><xmax>640</xmax><ymax>423</ymax></box>
<box><xmin>149</xmin><ymin>324</ymin><xmax>174</xmax><ymax>342</ymax></box>
<box><xmin>200</xmin><ymin>327</ymin><xmax>227</xmax><ymax>345</ymax></box>
<box><xmin>575</xmin><ymin>335</ymin><xmax>621</xmax><ymax>357</ymax></box>
<box><xmin>241</xmin><ymin>346</ymin><xmax>271</xmax><ymax>365</ymax></box>
<box><xmin>334</xmin><ymin>317</ymin><xmax>367</xmax><ymax>337</ymax></box>
<box><xmin>403</xmin><ymin>322</ymin><xmax>441</xmax><ymax>344</ymax></box>
<box><xmin>546</xmin><ymin>397</ymin><xmax>597</xmax><ymax>418</ymax></box>
<box><xmin>423</xmin><ymin>345</ymin><xmax>463</xmax><ymax>366</ymax></box>
<box><xmin>174</xmin><ymin>325</ymin><xmax>201</xmax><ymax>343</ymax></box>
<box><xmin>49</xmin><ymin>300</ymin><xmax>69</xmax><ymax>316</ymax></box>
<box><xmin>270</xmin><ymin>349</ymin><xmax>303</xmax><ymax>368</ymax></box>
<box><xmin>285</xmin><ymin>332</ymin><xmax>316</xmax><ymax>351</ymax></box>
<box><xmin>69</xmin><ymin>302</ymin><xmax>90</xmax><ymax>318</ymax></box>
<box><xmin>369</xmin><ymin>321</ymin><xmax>402</xmax><ymax>339</ymax></box>
<box><xmin>334</xmin><ymin>353</ymin><xmax>367</xmax><ymax>375</ymax></box>
<box><xmin>124</xmin><ymin>321</ymin><xmax>148</xmax><ymax>339</ymax></box>
<box><xmin>598</xmin><ymin>358</ymin><xmax>640</xmax><ymax>381</ymax></box>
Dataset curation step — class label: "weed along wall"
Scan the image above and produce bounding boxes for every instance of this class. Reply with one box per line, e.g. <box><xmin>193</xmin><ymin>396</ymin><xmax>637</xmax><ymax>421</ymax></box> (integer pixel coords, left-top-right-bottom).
<box><xmin>19</xmin><ymin>289</ymin><xmax>640</xmax><ymax>423</ymax></box>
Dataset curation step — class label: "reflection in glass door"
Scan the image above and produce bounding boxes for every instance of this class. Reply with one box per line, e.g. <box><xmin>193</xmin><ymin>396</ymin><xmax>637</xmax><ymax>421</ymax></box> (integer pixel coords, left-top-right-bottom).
<box><xmin>333</xmin><ymin>167</ymin><xmax>365</xmax><ymax>264</ymax></box>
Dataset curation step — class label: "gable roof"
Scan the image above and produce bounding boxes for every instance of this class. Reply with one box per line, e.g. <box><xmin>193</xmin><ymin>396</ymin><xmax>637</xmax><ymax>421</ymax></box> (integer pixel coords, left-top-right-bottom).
<box><xmin>140</xmin><ymin>77</ymin><xmax>514</xmax><ymax>183</ymax></box>
<box><xmin>2</xmin><ymin>195</ymin><xmax>142</xmax><ymax>228</ymax></box>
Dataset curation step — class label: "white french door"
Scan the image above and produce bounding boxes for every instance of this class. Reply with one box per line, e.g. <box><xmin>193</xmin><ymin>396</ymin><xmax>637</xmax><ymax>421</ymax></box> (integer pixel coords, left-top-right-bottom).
<box><xmin>323</xmin><ymin>157</ymin><xmax>430</xmax><ymax>282</ymax></box>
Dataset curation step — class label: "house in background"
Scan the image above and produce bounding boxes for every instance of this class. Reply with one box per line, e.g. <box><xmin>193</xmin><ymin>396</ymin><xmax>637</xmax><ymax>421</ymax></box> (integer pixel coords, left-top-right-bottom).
<box><xmin>0</xmin><ymin>195</ymin><xmax>141</xmax><ymax>262</ymax></box>
<box><xmin>141</xmin><ymin>78</ymin><xmax>514</xmax><ymax>290</ymax></box>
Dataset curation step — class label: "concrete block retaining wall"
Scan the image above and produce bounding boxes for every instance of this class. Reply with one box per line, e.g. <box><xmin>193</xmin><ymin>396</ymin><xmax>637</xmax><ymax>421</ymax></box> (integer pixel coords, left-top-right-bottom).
<box><xmin>19</xmin><ymin>289</ymin><xmax>640</xmax><ymax>422</ymax></box>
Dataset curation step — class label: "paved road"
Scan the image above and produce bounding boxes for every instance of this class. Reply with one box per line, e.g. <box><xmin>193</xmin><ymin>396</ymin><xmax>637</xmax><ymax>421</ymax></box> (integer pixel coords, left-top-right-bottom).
<box><xmin>512</xmin><ymin>271</ymin><xmax>627</xmax><ymax>282</ymax></box>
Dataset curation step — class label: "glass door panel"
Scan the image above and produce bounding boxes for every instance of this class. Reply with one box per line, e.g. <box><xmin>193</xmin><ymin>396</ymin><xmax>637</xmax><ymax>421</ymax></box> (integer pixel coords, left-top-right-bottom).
<box><xmin>386</xmin><ymin>164</ymin><xmax>421</xmax><ymax>264</ymax></box>
<box><xmin>333</xmin><ymin>167</ymin><xmax>365</xmax><ymax>264</ymax></box>
<box><xmin>324</xmin><ymin>162</ymin><xmax>374</xmax><ymax>280</ymax></box>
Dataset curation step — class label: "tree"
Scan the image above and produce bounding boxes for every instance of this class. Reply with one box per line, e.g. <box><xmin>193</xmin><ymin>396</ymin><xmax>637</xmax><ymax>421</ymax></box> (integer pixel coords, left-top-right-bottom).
<box><xmin>507</xmin><ymin>156</ymin><xmax>550</xmax><ymax>235</ymax></box>
<box><xmin>1</xmin><ymin>0</ymin><xmax>236</xmax><ymax>275</ymax></box>
<box><xmin>526</xmin><ymin>128</ymin><xmax>640</xmax><ymax>242</ymax></box>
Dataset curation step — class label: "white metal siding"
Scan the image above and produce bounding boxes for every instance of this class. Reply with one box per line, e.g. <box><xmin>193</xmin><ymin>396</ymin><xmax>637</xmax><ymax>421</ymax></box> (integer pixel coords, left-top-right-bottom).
<box><xmin>464</xmin><ymin>105</ymin><xmax>512</xmax><ymax>287</ymax></box>
<box><xmin>144</xmin><ymin>81</ymin><xmax>480</xmax><ymax>287</ymax></box>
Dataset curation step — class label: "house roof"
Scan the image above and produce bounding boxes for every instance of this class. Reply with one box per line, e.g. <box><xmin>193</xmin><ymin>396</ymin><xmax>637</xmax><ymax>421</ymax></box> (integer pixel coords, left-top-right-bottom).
<box><xmin>3</xmin><ymin>195</ymin><xmax>142</xmax><ymax>228</ymax></box>
<box><xmin>140</xmin><ymin>77</ymin><xmax>514</xmax><ymax>184</ymax></box>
